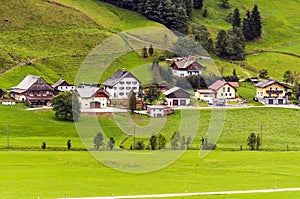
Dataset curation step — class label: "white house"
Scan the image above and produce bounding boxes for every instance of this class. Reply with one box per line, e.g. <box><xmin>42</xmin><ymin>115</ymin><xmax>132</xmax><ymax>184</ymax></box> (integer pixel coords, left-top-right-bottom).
<box><xmin>164</xmin><ymin>87</ymin><xmax>191</xmax><ymax>106</ymax></box>
<box><xmin>147</xmin><ymin>105</ymin><xmax>165</xmax><ymax>117</ymax></box>
<box><xmin>102</xmin><ymin>69</ymin><xmax>140</xmax><ymax>100</ymax></box>
<box><xmin>52</xmin><ymin>79</ymin><xmax>75</xmax><ymax>92</ymax></box>
<box><xmin>76</xmin><ymin>85</ymin><xmax>109</xmax><ymax>109</ymax></box>
<box><xmin>170</xmin><ymin>56</ymin><xmax>204</xmax><ymax>77</ymax></box>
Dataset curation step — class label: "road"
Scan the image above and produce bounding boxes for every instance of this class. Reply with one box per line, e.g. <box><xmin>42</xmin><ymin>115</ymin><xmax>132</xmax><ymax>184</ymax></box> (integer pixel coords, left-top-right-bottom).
<box><xmin>58</xmin><ymin>187</ymin><xmax>300</xmax><ymax>199</ymax></box>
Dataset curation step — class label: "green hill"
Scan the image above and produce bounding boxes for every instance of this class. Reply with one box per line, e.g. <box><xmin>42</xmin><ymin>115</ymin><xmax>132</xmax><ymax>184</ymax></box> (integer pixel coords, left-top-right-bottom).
<box><xmin>0</xmin><ymin>0</ymin><xmax>299</xmax><ymax>90</ymax></box>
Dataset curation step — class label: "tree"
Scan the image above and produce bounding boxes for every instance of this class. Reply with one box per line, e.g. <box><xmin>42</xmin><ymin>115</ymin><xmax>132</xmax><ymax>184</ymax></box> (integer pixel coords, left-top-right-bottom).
<box><xmin>259</xmin><ymin>69</ymin><xmax>268</xmax><ymax>79</ymax></box>
<box><xmin>128</xmin><ymin>90</ymin><xmax>137</xmax><ymax>113</ymax></box>
<box><xmin>224</xmin><ymin>27</ymin><xmax>246</xmax><ymax>60</ymax></box>
<box><xmin>94</xmin><ymin>132</ymin><xmax>104</xmax><ymax>150</ymax></box>
<box><xmin>247</xmin><ymin>132</ymin><xmax>257</xmax><ymax>150</ymax></box>
<box><xmin>171</xmin><ymin>131</ymin><xmax>181</xmax><ymax>149</ymax></box>
<box><xmin>256</xmin><ymin>133</ymin><xmax>261</xmax><ymax>150</ymax></box>
<box><xmin>232</xmin><ymin>7</ymin><xmax>241</xmax><ymax>27</ymax></box>
<box><xmin>148</xmin><ymin>44</ymin><xmax>154</xmax><ymax>56</ymax></box>
<box><xmin>220</xmin><ymin>0</ymin><xmax>230</xmax><ymax>8</ymax></box>
<box><xmin>150</xmin><ymin>134</ymin><xmax>157</xmax><ymax>150</ymax></box>
<box><xmin>193</xmin><ymin>0</ymin><xmax>203</xmax><ymax>9</ymax></box>
<box><xmin>51</xmin><ymin>91</ymin><xmax>80</xmax><ymax>122</ymax></box>
<box><xmin>242</xmin><ymin>11</ymin><xmax>252</xmax><ymax>41</ymax></box>
<box><xmin>283</xmin><ymin>70</ymin><xmax>292</xmax><ymax>83</ymax></box>
<box><xmin>144</xmin><ymin>0</ymin><xmax>162</xmax><ymax>22</ymax></box>
<box><xmin>185</xmin><ymin>0</ymin><xmax>193</xmax><ymax>18</ymax></box>
<box><xmin>144</xmin><ymin>85</ymin><xmax>161</xmax><ymax>103</ymax></box>
<box><xmin>186</xmin><ymin>136</ymin><xmax>192</xmax><ymax>149</ymax></box>
<box><xmin>152</xmin><ymin>60</ymin><xmax>161</xmax><ymax>84</ymax></box>
<box><xmin>108</xmin><ymin>137</ymin><xmax>115</xmax><ymax>150</ymax></box>
<box><xmin>157</xmin><ymin>133</ymin><xmax>167</xmax><ymax>149</ymax></box>
<box><xmin>202</xmin><ymin>8</ymin><xmax>208</xmax><ymax>17</ymax></box>
<box><xmin>142</xmin><ymin>46</ymin><xmax>148</xmax><ymax>58</ymax></box>
<box><xmin>180</xmin><ymin>135</ymin><xmax>186</xmax><ymax>149</ymax></box>
<box><xmin>215</xmin><ymin>29</ymin><xmax>227</xmax><ymax>57</ymax></box>
<box><xmin>67</xmin><ymin>139</ymin><xmax>71</xmax><ymax>150</ymax></box>
<box><xmin>251</xmin><ymin>5</ymin><xmax>262</xmax><ymax>38</ymax></box>
<box><xmin>172</xmin><ymin>36</ymin><xmax>205</xmax><ymax>57</ymax></box>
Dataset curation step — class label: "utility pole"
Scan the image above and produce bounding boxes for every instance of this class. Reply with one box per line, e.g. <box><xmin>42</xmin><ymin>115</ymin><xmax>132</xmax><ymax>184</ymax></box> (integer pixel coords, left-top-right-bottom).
<box><xmin>133</xmin><ymin>124</ymin><xmax>136</xmax><ymax>150</ymax></box>
<box><xmin>7</xmin><ymin>123</ymin><xmax>10</xmax><ymax>150</ymax></box>
<box><xmin>260</xmin><ymin>123</ymin><xmax>262</xmax><ymax>150</ymax></box>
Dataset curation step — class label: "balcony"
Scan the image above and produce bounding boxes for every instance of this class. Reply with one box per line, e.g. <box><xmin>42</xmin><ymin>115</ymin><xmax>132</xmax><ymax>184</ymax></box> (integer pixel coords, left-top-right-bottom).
<box><xmin>266</xmin><ymin>90</ymin><xmax>283</xmax><ymax>94</ymax></box>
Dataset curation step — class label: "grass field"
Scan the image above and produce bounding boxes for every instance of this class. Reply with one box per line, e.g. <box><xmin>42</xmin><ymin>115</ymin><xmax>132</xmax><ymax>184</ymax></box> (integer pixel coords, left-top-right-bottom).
<box><xmin>1</xmin><ymin>151</ymin><xmax>300</xmax><ymax>198</ymax></box>
<box><xmin>1</xmin><ymin>104</ymin><xmax>300</xmax><ymax>151</ymax></box>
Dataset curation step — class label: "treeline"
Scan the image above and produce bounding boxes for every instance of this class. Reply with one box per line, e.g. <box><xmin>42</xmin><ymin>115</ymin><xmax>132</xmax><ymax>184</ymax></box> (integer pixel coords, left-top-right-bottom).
<box><xmin>100</xmin><ymin>0</ymin><xmax>203</xmax><ymax>33</ymax></box>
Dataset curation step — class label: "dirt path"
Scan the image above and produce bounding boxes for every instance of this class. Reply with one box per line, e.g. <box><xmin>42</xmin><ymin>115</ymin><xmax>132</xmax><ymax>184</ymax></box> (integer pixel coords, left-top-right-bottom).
<box><xmin>57</xmin><ymin>187</ymin><xmax>300</xmax><ymax>199</ymax></box>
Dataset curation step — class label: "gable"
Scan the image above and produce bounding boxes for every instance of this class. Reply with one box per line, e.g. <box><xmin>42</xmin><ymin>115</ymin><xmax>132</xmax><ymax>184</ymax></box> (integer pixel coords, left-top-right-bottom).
<box><xmin>166</xmin><ymin>89</ymin><xmax>190</xmax><ymax>99</ymax></box>
<box><xmin>28</xmin><ymin>77</ymin><xmax>54</xmax><ymax>91</ymax></box>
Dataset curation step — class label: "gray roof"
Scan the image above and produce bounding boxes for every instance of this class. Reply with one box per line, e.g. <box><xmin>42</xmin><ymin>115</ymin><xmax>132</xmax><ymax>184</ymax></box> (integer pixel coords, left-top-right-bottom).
<box><xmin>255</xmin><ymin>79</ymin><xmax>284</xmax><ymax>88</ymax></box>
<box><xmin>164</xmin><ymin>87</ymin><xmax>181</xmax><ymax>96</ymax></box>
<box><xmin>76</xmin><ymin>87</ymin><xmax>99</xmax><ymax>98</ymax></box>
<box><xmin>175</xmin><ymin>60</ymin><xmax>197</xmax><ymax>69</ymax></box>
<box><xmin>102</xmin><ymin>69</ymin><xmax>140</xmax><ymax>87</ymax></box>
<box><xmin>12</xmin><ymin>75</ymin><xmax>42</xmax><ymax>90</ymax></box>
<box><xmin>52</xmin><ymin>79</ymin><xmax>73</xmax><ymax>88</ymax></box>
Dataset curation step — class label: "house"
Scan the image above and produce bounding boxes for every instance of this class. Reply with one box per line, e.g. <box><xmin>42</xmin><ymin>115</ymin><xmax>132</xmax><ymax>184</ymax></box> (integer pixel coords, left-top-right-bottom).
<box><xmin>10</xmin><ymin>75</ymin><xmax>55</xmax><ymax>107</ymax></box>
<box><xmin>0</xmin><ymin>88</ymin><xmax>3</xmax><ymax>99</ymax></box>
<box><xmin>255</xmin><ymin>79</ymin><xmax>288</xmax><ymax>105</ymax></box>
<box><xmin>147</xmin><ymin>105</ymin><xmax>165</xmax><ymax>117</ymax></box>
<box><xmin>208</xmin><ymin>80</ymin><xmax>237</xmax><ymax>99</ymax></box>
<box><xmin>170</xmin><ymin>56</ymin><xmax>204</xmax><ymax>77</ymax></box>
<box><xmin>76</xmin><ymin>85</ymin><xmax>109</xmax><ymax>109</ymax></box>
<box><xmin>102</xmin><ymin>69</ymin><xmax>140</xmax><ymax>100</ymax></box>
<box><xmin>195</xmin><ymin>89</ymin><xmax>216</xmax><ymax>104</ymax></box>
<box><xmin>164</xmin><ymin>87</ymin><xmax>191</xmax><ymax>106</ymax></box>
<box><xmin>52</xmin><ymin>79</ymin><xmax>75</xmax><ymax>92</ymax></box>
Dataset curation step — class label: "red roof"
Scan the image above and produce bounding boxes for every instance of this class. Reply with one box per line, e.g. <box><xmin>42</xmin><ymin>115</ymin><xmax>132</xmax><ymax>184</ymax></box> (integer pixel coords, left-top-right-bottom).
<box><xmin>228</xmin><ymin>82</ymin><xmax>239</xmax><ymax>88</ymax></box>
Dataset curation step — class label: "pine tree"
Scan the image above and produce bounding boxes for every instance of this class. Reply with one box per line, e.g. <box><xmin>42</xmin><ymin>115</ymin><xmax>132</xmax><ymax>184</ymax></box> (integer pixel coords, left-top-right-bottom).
<box><xmin>128</xmin><ymin>90</ymin><xmax>137</xmax><ymax>113</ymax></box>
<box><xmin>232</xmin><ymin>7</ymin><xmax>241</xmax><ymax>27</ymax></box>
<box><xmin>193</xmin><ymin>0</ymin><xmax>203</xmax><ymax>9</ymax></box>
<box><xmin>251</xmin><ymin>4</ymin><xmax>262</xmax><ymax>38</ymax></box>
<box><xmin>202</xmin><ymin>8</ymin><xmax>208</xmax><ymax>17</ymax></box>
<box><xmin>142</xmin><ymin>46</ymin><xmax>148</xmax><ymax>58</ymax></box>
<box><xmin>148</xmin><ymin>44</ymin><xmax>154</xmax><ymax>56</ymax></box>
<box><xmin>144</xmin><ymin>0</ymin><xmax>162</xmax><ymax>21</ymax></box>
<box><xmin>242</xmin><ymin>11</ymin><xmax>252</xmax><ymax>41</ymax></box>
<box><xmin>185</xmin><ymin>0</ymin><xmax>193</xmax><ymax>18</ymax></box>
<box><xmin>215</xmin><ymin>29</ymin><xmax>227</xmax><ymax>57</ymax></box>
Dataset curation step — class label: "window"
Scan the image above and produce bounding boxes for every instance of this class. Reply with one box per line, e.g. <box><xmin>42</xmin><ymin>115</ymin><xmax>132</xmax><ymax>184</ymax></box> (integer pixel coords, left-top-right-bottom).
<box><xmin>223</xmin><ymin>87</ymin><xmax>225</xmax><ymax>92</ymax></box>
<box><xmin>225</xmin><ymin>93</ymin><xmax>227</xmax><ymax>97</ymax></box>
<box><xmin>229</xmin><ymin>93</ymin><xmax>232</xmax><ymax>97</ymax></box>
<box><xmin>119</xmin><ymin>87</ymin><xmax>124</xmax><ymax>90</ymax></box>
<box><xmin>227</xmin><ymin>87</ymin><xmax>230</xmax><ymax>92</ymax></box>
<box><xmin>132</xmin><ymin>81</ymin><xmax>137</xmax><ymax>85</ymax></box>
<box><xmin>126</xmin><ymin>87</ymin><xmax>131</xmax><ymax>90</ymax></box>
<box><xmin>119</xmin><ymin>93</ymin><xmax>124</xmax><ymax>96</ymax></box>
<box><xmin>113</xmin><ymin>87</ymin><xmax>117</xmax><ymax>90</ymax></box>
<box><xmin>120</xmin><ymin>81</ymin><xmax>124</xmax><ymax>84</ymax></box>
<box><xmin>133</xmin><ymin>87</ymin><xmax>137</xmax><ymax>90</ymax></box>
<box><xmin>221</xmin><ymin>93</ymin><xmax>223</xmax><ymax>96</ymax></box>
<box><xmin>126</xmin><ymin>81</ymin><xmax>131</xmax><ymax>85</ymax></box>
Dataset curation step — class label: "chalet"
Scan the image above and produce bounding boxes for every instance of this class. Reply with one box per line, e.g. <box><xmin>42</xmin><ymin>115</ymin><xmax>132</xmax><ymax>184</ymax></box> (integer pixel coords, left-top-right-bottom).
<box><xmin>102</xmin><ymin>69</ymin><xmax>140</xmax><ymax>100</ymax></box>
<box><xmin>255</xmin><ymin>79</ymin><xmax>288</xmax><ymax>105</ymax></box>
<box><xmin>10</xmin><ymin>75</ymin><xmax>55</xmax><ymax>107</ymax></box>
<box><xmin>164</xmin><ymin>87</ymin><xmax>190</xmax><ymax>106</ymax></box>
<box><xmin>147</xmin><ymin>105</ymin><xmax>165</xmax><ymax>117</ymax></box>
<box><xmin>52</xmin><ymin>79</ymin><xmax>75</xmax><ymax>92</ymax></box>
<box><xmin>76</xmin><ymin>85</ymin><xmax>109</xmax><ymax>109</ymax></box>
<box><xmin>0</xmin><ymin>88</ymin><xmax>3</xmax><ymax>99</ymax></box>
<box><xmin>208</xmin><ymin>80</ymin><xmax>237</xmax><ymax>99</ymax></box>
<box><xmin>170</xmin><ymin>56</ymin><xmax>204</xmax><ymax>77</ymax></box>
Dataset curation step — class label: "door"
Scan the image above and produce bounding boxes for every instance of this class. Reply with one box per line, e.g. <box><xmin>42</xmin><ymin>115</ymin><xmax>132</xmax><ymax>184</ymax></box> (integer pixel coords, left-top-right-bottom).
<box><xmin>90</xmin><ymin>101</ymin><xmax>101</xmax><ymax>108</ymax></box>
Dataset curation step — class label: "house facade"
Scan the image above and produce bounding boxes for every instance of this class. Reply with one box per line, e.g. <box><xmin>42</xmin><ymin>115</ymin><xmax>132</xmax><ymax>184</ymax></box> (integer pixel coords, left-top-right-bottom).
<box><xmin>10</xmin><ymin>75</ymin><xmax>55</xmax><ymax>107</ymax></box>
<box><xmin>170</xmin><ymin>57</ymin><xmax>204</xmax><ymax>77</ymax></box>
<box><xmin>164</xmin><ymin>87</ymin><xmax>190</xmax><ymax>106</ymax></box>
<box><xmin>147</xmin><ymin>105</ymin><xmax>165</xmax><ymax>117</ymax></box>
<box><xmin>76</xmin><ymin>85</ymin><xmax>109</xmax><ymax>109</ymax></box>
<box><xmin>102</xmin><ymin>69</ymin><xmax>140</xmax><ymax>100</ymax></box>
<box><xmin>255</xmin><ymin>79</ymin><xmax>287</xmax><ymax>105</ymax></box>
<box><xmin>52</xmin><ymin>79</ymin><xmax>75</xmax><ymax>92</ymax></box>
<box><xmin>209</xmin><ymin>80</ymin><xmax>237</xmax><ymax>99</ymax></box>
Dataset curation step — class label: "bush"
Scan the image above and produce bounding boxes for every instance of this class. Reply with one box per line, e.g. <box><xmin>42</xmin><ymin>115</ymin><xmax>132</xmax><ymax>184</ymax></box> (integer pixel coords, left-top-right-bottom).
<box><xmin>201</xmin><ymin>143</ymin><xmax>217</xmax><ymax>150</ymax></box>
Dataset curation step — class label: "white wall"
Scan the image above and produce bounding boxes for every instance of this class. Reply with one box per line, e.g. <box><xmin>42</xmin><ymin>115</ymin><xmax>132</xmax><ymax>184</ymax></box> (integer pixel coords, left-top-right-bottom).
<box><xmin>106</xmin><ymin>77</ymin><xmax>139</xmax><ymax>100</ymax></box>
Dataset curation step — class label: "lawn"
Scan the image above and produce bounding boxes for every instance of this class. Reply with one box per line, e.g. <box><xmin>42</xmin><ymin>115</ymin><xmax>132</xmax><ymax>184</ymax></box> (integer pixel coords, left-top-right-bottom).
<box><xmin>1</xmin><ymin>151</ymin><xmax>300</xmax><ymax>198</ymax></box>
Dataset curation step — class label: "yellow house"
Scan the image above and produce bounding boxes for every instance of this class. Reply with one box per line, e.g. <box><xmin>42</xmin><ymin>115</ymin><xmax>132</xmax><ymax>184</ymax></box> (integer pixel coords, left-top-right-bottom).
<box><xmin>255</xmin><ymin>79</ymin><xmax>287</xmax><ymax>105</ymax></box>
<box><xmin>195</xmin><ymin>90</ymin><xmax>216</xmax><ymax>104</ymax></box>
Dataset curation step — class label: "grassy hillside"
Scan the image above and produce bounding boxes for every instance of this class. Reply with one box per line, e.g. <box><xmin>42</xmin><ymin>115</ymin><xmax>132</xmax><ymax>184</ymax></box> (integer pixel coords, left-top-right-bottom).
<box><xmin>192</xmin><ymin>0</ymin><xmax>300</xmax><ymax>79</ymax></box>
<box><xmin>0</xmin><ymin>0</ymin><xmax>161</xmax><ymax>90</ymax></box>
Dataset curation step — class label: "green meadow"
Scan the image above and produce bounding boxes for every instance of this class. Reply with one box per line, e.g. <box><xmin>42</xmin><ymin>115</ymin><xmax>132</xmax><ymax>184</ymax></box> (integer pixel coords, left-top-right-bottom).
<box><xmin>1</xmin><ymin>151</ymin><xmax>300</xmax><ymax>198</ymax></box>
